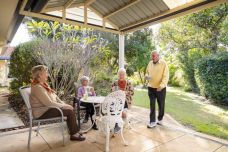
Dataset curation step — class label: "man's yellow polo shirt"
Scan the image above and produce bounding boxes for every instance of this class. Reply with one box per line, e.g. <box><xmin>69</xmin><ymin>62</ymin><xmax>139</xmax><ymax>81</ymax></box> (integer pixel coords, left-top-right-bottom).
<box><xmin>146</xmin><ymin>60</ymin><xmax>169</xmax><ymax>89</ymax></box>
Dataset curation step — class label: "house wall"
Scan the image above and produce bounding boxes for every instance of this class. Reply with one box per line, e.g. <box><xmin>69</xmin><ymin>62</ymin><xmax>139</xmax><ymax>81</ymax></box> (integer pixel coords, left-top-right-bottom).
<box><xmin>0</xmin><ymin>60</ymin><xmax>9</xmax><ymax>86</ymax></box>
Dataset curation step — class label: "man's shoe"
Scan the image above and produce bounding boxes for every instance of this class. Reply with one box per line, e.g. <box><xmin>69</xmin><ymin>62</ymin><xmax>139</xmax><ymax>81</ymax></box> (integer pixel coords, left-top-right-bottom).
<box><xmin>157</xmin><ymin>120</ymin><xmax>163</xmax><ymax>125</ymax></box>
<box><xmin>147</xmin><ymin>122</ymin><xmax>156</xmax><ymax>128</ymax></box>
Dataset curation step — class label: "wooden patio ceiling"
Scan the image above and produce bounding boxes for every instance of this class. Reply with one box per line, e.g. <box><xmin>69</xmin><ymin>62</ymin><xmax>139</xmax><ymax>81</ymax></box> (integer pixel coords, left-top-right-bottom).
<box><xmin>19</xmin><ymin>0</ymin><xmax>227</xmax><ymax>34</ymax></box>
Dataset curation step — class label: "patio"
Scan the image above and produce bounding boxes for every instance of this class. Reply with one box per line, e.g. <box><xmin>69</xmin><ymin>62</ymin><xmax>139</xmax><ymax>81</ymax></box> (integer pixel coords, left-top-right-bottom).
<box><xmin>0</xmin><ymin>1</ymin><xmax>227</xmax><ymax>152</ymax></box>
<box><xmin>0</xmin><ymin>106</ymin><xmax>227</xmax><ymax>152</ymax></box>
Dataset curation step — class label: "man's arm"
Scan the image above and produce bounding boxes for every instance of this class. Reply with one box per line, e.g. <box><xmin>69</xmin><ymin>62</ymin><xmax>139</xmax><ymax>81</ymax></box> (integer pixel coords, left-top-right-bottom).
<box><xmin>146</xmin><ymin>62</ymin><xmax>150</xmax><ymax>76</ymax></box>
<box><xmin>158</xmin><ymin>62</ymin><xmax>169</xmax><ymax>91</ymax></box>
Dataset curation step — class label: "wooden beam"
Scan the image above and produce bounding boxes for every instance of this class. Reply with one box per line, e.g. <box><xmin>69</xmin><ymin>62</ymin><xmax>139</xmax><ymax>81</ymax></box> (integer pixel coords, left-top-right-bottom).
<box><xmin>59</xmin><ymin>9</ymin><xmax>103</xmax><ymax>22</ymax></box>
<box><xmin>62</xmin><ymin>7</ymin><xmax>66</xmax><ymax>20</ymax></box>
<box><xmin>41</xmin><ymin>6</ymin><xmax>63</xmax><ymax>13</ymax></box>
<box><xmin>32</xmin><ymin>0</ymin><xmax>50</xmax><ymax>13</ymax></box>
<box><xmin>104</xmin><ymin>0</ymin><xmax>141</xmax><ymax>19</ymax></box>
<box><xmin>0</xmin><ymin>40</ymin><xmax>7</xmax><ymax>47</ymax></box>
<box><xmin>84</xmin><ymin>6</ymin><xmax>87</xmax><ymax>24</ymax></box>
<box><xmin>88</xmin><ymin>6</ymin><xmax>120</xmax><ymax>30</ymax></box>
<box><xmin>41</xmin><ymin>3</ymin><xmax>84</xmax><ymax>13</ymax></box>
<box><xmin>19</xmin><ymin>10</ymin><xmax>120</xmax><ymax>34</ymax></box>
<box><xmin>41</xmin><ymin>0</ymin><xmax>50</xmax><ymax>13</ymax></box>
<box><xmin>64</xmin><ymin>0</ymin><xmax>74</xmax><ymax>8</ymax></box>
<box><xmin>85</xmin><ymin>0</ymin><xmax>96</xmax><ymax>7</ymax></box>
<box><xmin>19</xmin><ymin>0</ymin><xmax>28</xmax><ymax>13</ymax></box>
<box><xmin>122</xmin><ymin>0</ymin><xmax>227</xmax><ymax>34</ymax></box>
<box><xmin>102</xmin><ymin>19</ymin><xmax>106</xmax><ymax>28</ymax></box>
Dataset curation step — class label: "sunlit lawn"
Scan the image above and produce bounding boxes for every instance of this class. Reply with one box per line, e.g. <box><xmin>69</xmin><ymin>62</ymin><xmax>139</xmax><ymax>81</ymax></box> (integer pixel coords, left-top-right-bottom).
<box><xmin>133</xmin><ymin>87</ymin><xmax>228</xmax><ymax>140</ymax></box>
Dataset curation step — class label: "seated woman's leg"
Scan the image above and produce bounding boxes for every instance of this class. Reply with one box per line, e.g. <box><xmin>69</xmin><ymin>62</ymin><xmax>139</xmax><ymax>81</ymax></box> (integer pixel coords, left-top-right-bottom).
<box><xmin>89</xmin><ymin>103</ymin><xmax>94</xmax><ymax>118</ymax></box>
<box><xmin>80</xmin><ymin>102</ymin><xmax>95</xmax><ymax>121</ymax></box>
<box><xmin>38</xmin><ymin>107</ymin><xmax>78</xmax><ymax>135</ymax></box>
<box><xmin>122</xmin><ymin>101</ymin><xmax>128</xmax><ymax>119</ymax></box>
<box><xmin>80</xmin><ymin>102</ymin><xmax>97</xmax><ymax>130</ymax></box>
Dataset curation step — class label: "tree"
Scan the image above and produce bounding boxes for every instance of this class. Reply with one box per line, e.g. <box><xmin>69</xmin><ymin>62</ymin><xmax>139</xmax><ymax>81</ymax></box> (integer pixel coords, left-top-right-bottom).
<box><xmin>27</xmin><ymin>19</ymin><xmax>84</xmax><ymax>42</ymax></box>
<box><xmin>158</xmin><ymin>3</ymin><xmax>228</xmax><ymax>92</ymax></box>
<box><xmin>89</xmin><ymin>33</ymin><xmax>119</xmax><ymax>76</ymax></box>
<box><xmin>125</xmin><ymin>28</ymin><xmax>155</xmax><ymax>85</ymax></box>
<box><xmin>187</xmin><ymin>3</ymin><xmax>228</xmax><ymax>53</ymax></box>
<box><xmin>24</xmin><ymin>19</ymin><xmax>108</xmax><ymax>99</ymax></box>
<box><xmin>34</xmin><ymin>39</ymin><xmax>106</xmax><ymax>99</ymax></box>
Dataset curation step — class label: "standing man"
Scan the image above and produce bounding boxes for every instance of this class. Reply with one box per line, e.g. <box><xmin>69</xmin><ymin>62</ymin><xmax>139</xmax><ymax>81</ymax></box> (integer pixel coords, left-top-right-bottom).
<box><xmin>146</xmin><ymin>51</ymin><xmax>169</xmax><ymax>128</ymax></box>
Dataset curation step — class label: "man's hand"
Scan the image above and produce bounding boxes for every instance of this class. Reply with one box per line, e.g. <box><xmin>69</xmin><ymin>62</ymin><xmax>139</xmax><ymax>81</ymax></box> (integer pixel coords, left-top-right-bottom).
<box><xmin>145</xmin><ymin>76</ymin><xmax>151</xmax><ymax>81</ymax></box>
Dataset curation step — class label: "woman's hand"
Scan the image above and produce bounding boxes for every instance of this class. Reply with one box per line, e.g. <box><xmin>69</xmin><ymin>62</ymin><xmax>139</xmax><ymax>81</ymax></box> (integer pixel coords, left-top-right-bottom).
<box><xmin>90</xmin><ymin>87</ymin><xmax>94</xmax><ymax>93</ymax></box>
<box><xmin>63</xmin><ymin>104</ymin><xmax>74</xmax><ymax>110</ymax></box>
<box><xmin>111</xmin><ymin>86</ymin><xmax>115</xmax><ymax>92</ymax></box>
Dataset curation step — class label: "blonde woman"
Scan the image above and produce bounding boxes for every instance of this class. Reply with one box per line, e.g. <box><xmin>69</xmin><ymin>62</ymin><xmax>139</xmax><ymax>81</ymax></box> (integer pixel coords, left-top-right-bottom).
<box><xmin>30</xmin><ymin>65</ymin><xmax>85</xmax><ymax>141</ymax></box>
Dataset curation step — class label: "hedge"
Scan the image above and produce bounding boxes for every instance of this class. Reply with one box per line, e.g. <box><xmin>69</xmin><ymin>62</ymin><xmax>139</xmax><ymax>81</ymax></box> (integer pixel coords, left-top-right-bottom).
<box><xmin>9</xmin><ymin>41</ymin><xmax>39</xmax><ymax>96</ymax></box>
<box><xmin>195</xmin><ymin>52</ymin><xmax>228</xmax><ymax>105</ymax></box>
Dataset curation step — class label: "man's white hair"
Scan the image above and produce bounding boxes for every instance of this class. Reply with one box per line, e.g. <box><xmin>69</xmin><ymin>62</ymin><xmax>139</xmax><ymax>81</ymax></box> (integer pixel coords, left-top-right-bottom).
<box><xmin>118</xmin><ymin>68</ymin><xmax>126</xmax><ymax>75</ymax></box>
<box><xmin>151</xmin><ymin>50</ymin><xmax>159</xmax><ymax>55</ymax></box>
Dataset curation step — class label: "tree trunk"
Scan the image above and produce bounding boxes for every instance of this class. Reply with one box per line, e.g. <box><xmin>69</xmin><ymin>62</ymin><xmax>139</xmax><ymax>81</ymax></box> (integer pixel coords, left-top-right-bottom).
<box><xmin>210</xmin><ymin>28</ymin><xmax>219</xmax><ymax>54</ymax></box>
<box><xmin>138</xmin><ymin>70</ymin><xmax>144</xmax><ymax>86</ymax></box>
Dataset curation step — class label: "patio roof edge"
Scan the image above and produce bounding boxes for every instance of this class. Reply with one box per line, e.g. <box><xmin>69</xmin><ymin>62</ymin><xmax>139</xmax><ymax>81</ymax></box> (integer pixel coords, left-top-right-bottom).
<box><xmin>121</xmin><ymin>0</ymin><xmax>227</xmax><ymax>34</ymax></box>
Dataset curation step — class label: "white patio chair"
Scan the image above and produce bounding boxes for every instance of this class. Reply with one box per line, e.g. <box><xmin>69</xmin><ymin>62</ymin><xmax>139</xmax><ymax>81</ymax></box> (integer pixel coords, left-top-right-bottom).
<box><xmin>123</xmin><ymin>110</ymin><xmax>133</xmax><ymax>129</ymax></box>
<box><xmin>95</xmin><ymin>90</ymin><xmax>128</xmax><ymax>152</ymax></box>
<box><xmin>19</xmin><ymin>86</ymin><xmax>66</xmax><ymax>149</ymax></box>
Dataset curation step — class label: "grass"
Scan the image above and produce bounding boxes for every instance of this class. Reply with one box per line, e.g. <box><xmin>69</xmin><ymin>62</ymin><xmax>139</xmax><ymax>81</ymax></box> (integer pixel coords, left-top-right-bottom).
<box><xmin>133</xmin><ymin>87</ymin><xmax>228</xmax><ymax>140</ymax></box>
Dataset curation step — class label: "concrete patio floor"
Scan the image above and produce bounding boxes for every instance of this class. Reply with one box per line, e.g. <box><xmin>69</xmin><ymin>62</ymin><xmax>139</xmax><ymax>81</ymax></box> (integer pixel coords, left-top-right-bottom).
<box><xmin>0</xmin><ymin>89</ymin><xmax>24</xmax><ymax>130</ymax></box>
<box><xmin>0</xmin><ymin>106</ymin><xmax>227</xmax><ymax>152</ymax></box>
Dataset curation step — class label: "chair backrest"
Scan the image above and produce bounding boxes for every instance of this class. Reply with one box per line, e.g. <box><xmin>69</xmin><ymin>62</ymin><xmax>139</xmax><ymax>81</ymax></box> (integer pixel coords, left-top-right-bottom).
<box><xmin>19</xmin><ymin>86</ymin><xmax>33</xmax><ymax>119</ymax></box>
<box><xmin>102</xmin><ymin>90</ymin><xmax>126</xmax><ymax>117</ymax></box>
<box><xmin>74</xmin><ymin>82</ymin><xmax>79</xmax><ymax>97</ymax></box>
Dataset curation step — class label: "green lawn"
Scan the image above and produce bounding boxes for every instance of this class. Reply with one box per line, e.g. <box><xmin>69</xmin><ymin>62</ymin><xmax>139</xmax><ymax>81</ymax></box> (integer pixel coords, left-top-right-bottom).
<box><xmin>133</xmin><ymin>87</ymin><xmax>228</xmax><ymax>140</ymax></box>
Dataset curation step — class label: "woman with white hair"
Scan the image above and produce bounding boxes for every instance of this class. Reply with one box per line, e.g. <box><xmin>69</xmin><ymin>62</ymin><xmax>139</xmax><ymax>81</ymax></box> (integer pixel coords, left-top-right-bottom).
<box><xmin>111</xmin><ymin>68</ymin><xmax>134</xmax><ymax>117</ymax></box>
<box><xmin>77</xmin><ymin>76</ymin><xmax>98</xmax><ymax>130</ymax></box>
<box><xmin>111</xmin><ymin>68</ymin><xmax>134</xmax><ymax>133</ymax></box>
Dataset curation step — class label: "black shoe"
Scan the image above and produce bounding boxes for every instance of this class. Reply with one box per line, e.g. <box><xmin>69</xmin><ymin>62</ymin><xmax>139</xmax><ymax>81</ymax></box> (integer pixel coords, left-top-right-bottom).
<box><xmin>92</xmin><ymin>124</ymin><xmax>98</xmax><ymax>130</ymax></box>
<box><xmin>114</xmin><ymin>124</ymin><xmax>121</xmax><ymax>133</ymax></box>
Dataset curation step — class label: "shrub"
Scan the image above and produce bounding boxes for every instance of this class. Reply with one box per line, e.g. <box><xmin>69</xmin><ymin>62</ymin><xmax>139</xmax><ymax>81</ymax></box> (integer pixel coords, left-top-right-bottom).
<box><xmin>93</xmin><ymin>72</ymin><xmax>114</xmax><ymax>96</ymax></box>
<box><xmin>177</xmin><ymin>49</ymin><xmax>206</xmax><ymax>93</ymax></box>
<box><xmin>168</xmin><ymin>64</ymin><xmax>185</xmax><ymax>87</ymax></box>
<box><xmin>9</xmin><ymin>41</ymin><xmax>39</xmax><ymax>96</ymax></box>
<box><xmin>195</xmin><ymin>52</ymin><xmax>228</xmax><ymax>105</ymax></box>
<box><xmin>128</xmin><ymin>73</ymin><xmax>140</xmax><ymax>86</ymax></box>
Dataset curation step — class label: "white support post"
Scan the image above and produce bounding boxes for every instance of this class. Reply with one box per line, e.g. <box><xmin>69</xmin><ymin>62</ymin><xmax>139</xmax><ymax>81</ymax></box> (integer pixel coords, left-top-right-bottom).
<box><xmin>119</xmin><ymin>34</ymin><xmax>125</xmax><ymax>68</ymax></box>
